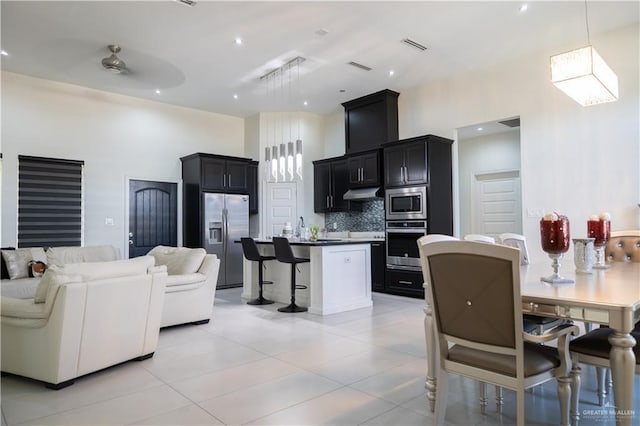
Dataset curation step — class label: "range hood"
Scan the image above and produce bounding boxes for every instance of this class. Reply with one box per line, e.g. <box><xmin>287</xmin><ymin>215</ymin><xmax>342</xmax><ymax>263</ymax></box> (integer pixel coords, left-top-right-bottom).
<box><xmin>343</xmin><ymin>187</ymin><xmax>382</xmax><ymax>200</ymax></box>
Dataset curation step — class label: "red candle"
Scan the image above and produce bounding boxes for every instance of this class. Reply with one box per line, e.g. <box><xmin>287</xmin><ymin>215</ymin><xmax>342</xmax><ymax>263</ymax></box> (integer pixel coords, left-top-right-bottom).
<box><xmin>540</xmin><ymin>215</ymin><xmax>570</xmax><ymax>254</ymax></box>
<box><xmin>587</xmin><ymin>219</ymin><xmax>611</xmax><ymax>247</ymax></box>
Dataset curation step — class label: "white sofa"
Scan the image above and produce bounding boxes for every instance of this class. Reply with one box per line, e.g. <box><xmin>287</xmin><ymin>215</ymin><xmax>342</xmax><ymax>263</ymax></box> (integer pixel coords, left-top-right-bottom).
<box><xmin>147</xmin><ymin>246</ymin><xmax>220</xmax><ymax>327</ymax></box>
<box><xmin>1</xmin><ymin>245</ymin><xmax>120</xmax><ymax>299</ymax></box>
<box><xmin>1</xmin><ymin>256</ymin><xmax>166</xmax><ymax>389</ymax></box>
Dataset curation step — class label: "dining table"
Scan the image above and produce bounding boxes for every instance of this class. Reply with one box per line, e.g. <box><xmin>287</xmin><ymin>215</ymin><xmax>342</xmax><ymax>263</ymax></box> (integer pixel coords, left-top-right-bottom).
<box><xmin>422</xmin><ymin>261</ymin><xmax>640</xmax><ymax>426</ymax></box>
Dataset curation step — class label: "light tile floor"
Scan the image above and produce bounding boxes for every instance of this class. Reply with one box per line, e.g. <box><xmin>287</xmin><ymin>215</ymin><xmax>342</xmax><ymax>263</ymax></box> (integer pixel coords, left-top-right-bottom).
<box><xmin>1</xmin><ymin>288</ymin><xmax>638</xmax><ymax>425</ymax></box>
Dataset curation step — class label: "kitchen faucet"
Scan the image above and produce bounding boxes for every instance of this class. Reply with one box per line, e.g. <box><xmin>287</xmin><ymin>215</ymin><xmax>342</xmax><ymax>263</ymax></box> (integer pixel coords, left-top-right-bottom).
<box><xmin>296</xmin><ymin>216</ymin><xmax>305</xmax><ymax>238</ymax></box>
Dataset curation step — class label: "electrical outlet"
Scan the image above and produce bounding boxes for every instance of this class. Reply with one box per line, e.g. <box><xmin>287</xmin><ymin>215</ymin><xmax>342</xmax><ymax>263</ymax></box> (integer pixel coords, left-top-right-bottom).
<box><xmin>527</xmin><ymin>208</ymin><xmax>544</xmax><ymax>218</ymax></box>
<box><xmin>105</xmin><ymin>217</ymin><xmax>114</xmax><ymax>226</ymax></box>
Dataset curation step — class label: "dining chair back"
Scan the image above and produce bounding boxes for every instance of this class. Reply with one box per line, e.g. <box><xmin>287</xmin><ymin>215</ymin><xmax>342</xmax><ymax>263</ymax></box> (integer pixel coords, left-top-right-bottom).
<box><xmin>419</xmin><ymin>239</ymin><xmax>577</xmax><ymax>426</ymax></box>
<box><xmin>463</xmin><ymin>234</ymin><xmax>496</xmax><ymax>244</ymax></box>
<box><xmin>605</xmin><ymin>230</ymin><xmax>640</xmax><ymax>263</ymax></box>
<box><xmin>498</xmin><ymin>233</ymin><xmax>530</xmax><ymax>265</ymax></box>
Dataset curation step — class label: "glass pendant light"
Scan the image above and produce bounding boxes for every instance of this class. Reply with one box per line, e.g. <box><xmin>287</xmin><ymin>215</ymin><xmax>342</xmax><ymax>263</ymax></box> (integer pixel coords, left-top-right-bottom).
<box><xmin>295</xmin><ymin>139</ymin><xmax>303</xmax><ymax>180</ymax></box>
<box><xmin>287</xmin><ymin>141</ymin><xmax>294</xmax><ymax>181</ymax></box>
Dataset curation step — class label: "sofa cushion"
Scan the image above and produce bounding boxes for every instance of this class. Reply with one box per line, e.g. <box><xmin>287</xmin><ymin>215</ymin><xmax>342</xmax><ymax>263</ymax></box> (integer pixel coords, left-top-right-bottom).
<box><xmin>59</xmin><ymin>256</ymin><xmax>155</xmax><ymax>281</ymax></box>
<box><xmin>34</xmin><ymin>267</ymin><xmax>84</xmax><ymax>303</ymax></box>
<box><xmin>166</xmin><ymin>273</ymin><xmax>205</xmax><ymax>287</ymax></box>
<box><xmin>1</xmin><ymin>248</ymin><xmax>47</xmax><ymax>280</ymax></box>
<box><xmin>46</xmin><ymin>245</ymin><xmax>120</xmax><ymax>267</ymax></box>
<box><xmin>148</xmin><ymin>246</ymin><xmax>206</xmax><ymax>275</ymax></box>
<box><xmin>1</xmin><ymin>277</ymin><xmax>41</xmax><ymax>299</ymax></box>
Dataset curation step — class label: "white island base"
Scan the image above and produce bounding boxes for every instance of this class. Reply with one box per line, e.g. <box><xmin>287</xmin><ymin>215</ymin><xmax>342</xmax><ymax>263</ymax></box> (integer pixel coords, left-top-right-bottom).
<box><xmin>241</xmin><ymin>241</ymin><xmax>372</xmax><ymax>315</ymax></box>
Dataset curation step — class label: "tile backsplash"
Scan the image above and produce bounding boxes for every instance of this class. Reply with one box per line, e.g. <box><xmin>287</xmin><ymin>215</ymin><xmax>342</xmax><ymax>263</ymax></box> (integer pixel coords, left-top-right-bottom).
<box><xmin>325</xmin><ymin>199</ymin><xmax>384</xmax><ymax>231</ymax></box>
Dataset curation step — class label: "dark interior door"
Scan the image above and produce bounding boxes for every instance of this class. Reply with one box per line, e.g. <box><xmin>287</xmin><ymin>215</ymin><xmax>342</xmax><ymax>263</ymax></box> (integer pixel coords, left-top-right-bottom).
<box><xmin>129</xmin><ymin>180</ymin><xmax>177</xmax><ymax>258</ymax></box>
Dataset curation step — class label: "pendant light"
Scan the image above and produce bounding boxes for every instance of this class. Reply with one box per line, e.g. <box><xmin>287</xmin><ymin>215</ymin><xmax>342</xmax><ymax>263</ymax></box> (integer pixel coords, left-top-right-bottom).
<box><xmin>550</xmin><ymin>0</ymin><xmax>618</xmax><ymax>106</ymax></box>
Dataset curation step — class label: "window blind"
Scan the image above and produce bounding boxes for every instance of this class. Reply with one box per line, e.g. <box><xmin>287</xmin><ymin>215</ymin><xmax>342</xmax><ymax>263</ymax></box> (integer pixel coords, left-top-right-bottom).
<box><xmin>17</xmin><ymin>155</ymin><xmax>84</xmax><ymax>248</ymax></box>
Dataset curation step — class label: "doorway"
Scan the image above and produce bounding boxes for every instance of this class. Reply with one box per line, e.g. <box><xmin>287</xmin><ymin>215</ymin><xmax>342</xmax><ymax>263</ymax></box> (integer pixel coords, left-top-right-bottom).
<box><xmin>472</xmin><ymin>170</ymin><xmax>522</xmax><ymax>239</ymax></box>
<box><xmin>264</xmin><ymin>182</ymin><xmax>297</xmax><ymax>238</ymax></box>
<box><xmin>128</xmin><ymin>179</ymin><xmax>177</xmax><ymax>257</ymax></box>
<box><xmin>457</xmin><ymin>117</ymin><xmax>522</xmax><ymax>238</ymax></box>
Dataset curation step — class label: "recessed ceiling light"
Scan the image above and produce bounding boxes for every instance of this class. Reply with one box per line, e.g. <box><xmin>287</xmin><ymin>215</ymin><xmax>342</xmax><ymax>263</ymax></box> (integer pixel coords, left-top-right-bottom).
<box><xmin>519</xmin><ymin>4</ymin><xmax>528</xmax><ymax>13</ymax></box>
<box><xmin>339</xmin><ymin>89</ymin><xmax>346</xmax><ymax>93</ymax></box>
<box><xmin>315</xmin><ymin>29</ymin><xmax>329</xmax><ymax>37</ymax></box>
<box><xmin>233</xmin><ymin>94</ymin><xmax>238</xmax><ymax>99</ymax></box>
<box><xmin>303</xmin><ymin>101</ymin><xmax>308</xmax><ymax>106</ymax></box>
<box><xmin>389</xmin><ymin>70</ymin><xmax>395</xmax><ymax>77</ymax></box>
<box><xmin>155</xmin><ymin>89</ymin><xmax>161</xmax><ymax>95</ymax></box>
<box><xmin>1</xmin><ymin>50</ymin><xmax>8</xmax><ymax>56</ymax></box>
<box><xmin>235</xmin><ymin>37</ymin><xmax>243</xmax><ymax>45</ymax></box>
<box><xmin>477</xmin><ymin>127</ymin><xmax>484</xmax><ymax>132</ymax></box>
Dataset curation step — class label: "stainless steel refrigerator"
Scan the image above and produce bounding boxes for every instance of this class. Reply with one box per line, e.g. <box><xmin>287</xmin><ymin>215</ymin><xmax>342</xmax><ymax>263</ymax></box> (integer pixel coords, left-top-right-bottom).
<box><xmin>203</xmin><ymin>193</ymin><xmax>249</xmax><ymax>289</ymax></box>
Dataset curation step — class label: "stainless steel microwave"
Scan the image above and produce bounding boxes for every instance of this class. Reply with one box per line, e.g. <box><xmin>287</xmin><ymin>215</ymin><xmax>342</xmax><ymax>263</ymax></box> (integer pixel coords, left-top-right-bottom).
<box><xmin>385</xmin><ymin>186</ymin><xmax>427</xmax><ymax>220</ymax></box>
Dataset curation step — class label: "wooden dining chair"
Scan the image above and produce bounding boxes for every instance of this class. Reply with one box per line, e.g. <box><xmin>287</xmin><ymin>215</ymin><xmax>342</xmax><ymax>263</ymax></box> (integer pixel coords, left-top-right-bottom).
<box><xmin>419</xmin><ymin>239</ymin><xmax>578</xmax><ymax>426</ymax></box>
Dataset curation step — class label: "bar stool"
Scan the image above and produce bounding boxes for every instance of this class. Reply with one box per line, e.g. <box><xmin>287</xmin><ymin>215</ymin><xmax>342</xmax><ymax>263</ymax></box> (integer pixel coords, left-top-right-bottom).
<box><xmin>272</xmin><ymin>237</ymin><xmax>309</xmax><ymax>313</ymax></box>
<box><xmin>240</xmin><ymin>237</ymin><xmax>275</xmax><ymax>305</ymax></box>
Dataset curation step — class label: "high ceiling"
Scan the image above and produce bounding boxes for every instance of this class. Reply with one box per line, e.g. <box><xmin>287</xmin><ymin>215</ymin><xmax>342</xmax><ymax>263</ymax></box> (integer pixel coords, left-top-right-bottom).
<box><xmin>1</xmin><ymin>1</ymin><xmax>638</xmax><ymax>118</ymax></box>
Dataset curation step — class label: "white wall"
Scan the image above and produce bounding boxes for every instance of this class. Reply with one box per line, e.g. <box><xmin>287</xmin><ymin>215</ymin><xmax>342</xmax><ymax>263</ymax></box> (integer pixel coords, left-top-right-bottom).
<box><xmin>324</xmin><ymin>23</ymin><xmax>639</xmax><ymax>263</ymax></box>
<box><xmin>1</xmin><ymin>72</ymin><xmax>245</xmax><ymax>255</ymax></box>
<box><xmin>458</xmin><ymin>129</ymin><xmax>521</xmax><ymax>237</ymax></box>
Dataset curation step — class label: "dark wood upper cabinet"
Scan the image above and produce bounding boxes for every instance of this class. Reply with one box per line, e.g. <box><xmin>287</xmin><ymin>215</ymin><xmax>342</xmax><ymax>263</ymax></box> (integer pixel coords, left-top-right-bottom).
<box><xmin>347</xmin><ymin>149</ymin><xmax>382</xmax><ymax>188</ymax></box>
<box><xmin>342</xmin><ymin>89</ymin><xmax>399</xmax><ymax>154</ymax></box>
<box><xmin>313</xmin><ymin>156</ymin><xmax>357</xmax><ymax>213</ymax></box>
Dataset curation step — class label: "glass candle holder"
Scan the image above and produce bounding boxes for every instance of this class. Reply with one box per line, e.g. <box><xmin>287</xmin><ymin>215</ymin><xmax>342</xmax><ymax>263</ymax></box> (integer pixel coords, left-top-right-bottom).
<box><xmin>587</xmin><ymin>219</ymin><xmax>611</xmax><ymax>269</ymax></box>
<box><xmin>540</xmin><ymin>216</ymin><xmax>574</xmax><ymax>284</ymax></box>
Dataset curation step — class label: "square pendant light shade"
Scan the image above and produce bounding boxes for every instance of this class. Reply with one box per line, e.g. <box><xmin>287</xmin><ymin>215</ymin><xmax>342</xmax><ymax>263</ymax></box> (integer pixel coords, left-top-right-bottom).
<box><xmin>551</xmin><ymin>46</ymin><xmax>618</xmax><ymax>106</ymax></box>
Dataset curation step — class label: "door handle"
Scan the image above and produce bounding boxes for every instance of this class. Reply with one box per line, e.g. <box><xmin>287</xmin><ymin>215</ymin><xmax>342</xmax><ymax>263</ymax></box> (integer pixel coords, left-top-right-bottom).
<box><xmin>404</xmin><ymin>166</ymin><xmax>408</xmax><ymax>183</ymax></box>
<box><xmin>128</xmin><ymin>239</ymin><xmax>133</xmax><ymax>245</ymax></box>
<box><xmin>400</xmin><ymin>167</ymin><xmax>404</xmax><ymax>183</ymax></box>
<box><xmin>326</xmin><ymin>195</ymin><xmax>330</xmax><ymax>209</ymax></box>
<box><xmin>228</xmin><ymin>174</ymin><xmax>231</xmax><ymax>187</ymax></box>
<box><xmin>398</xmin><ymin>280</ymin><xmax>414</xmax><ymax>285</ymax></box>
<box><xmin>360</xmin><ymin>167</ymin><xmax>363</xmax><ymax>182</ymax></box>
<box><xmin>128</xmin><ymin>232</ymin><xmax>133</xmax><ymax>238</ymax></box>
<box><xmin>223</xmin><ymin>174</ymin><xmax>226</xmax><ymax>187</ymax></box>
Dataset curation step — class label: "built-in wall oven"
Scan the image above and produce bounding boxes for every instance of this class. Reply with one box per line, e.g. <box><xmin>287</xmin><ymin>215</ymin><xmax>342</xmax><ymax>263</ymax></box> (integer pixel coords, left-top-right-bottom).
<box><xmin>385</xmin><ymin>186</ymin><xmax>427</xmax><ymax>221</ymax></box>
<box><xmin>385</xmin><ymin>220</ymin><xmax>427</xmax><ymax>271</ymax></box>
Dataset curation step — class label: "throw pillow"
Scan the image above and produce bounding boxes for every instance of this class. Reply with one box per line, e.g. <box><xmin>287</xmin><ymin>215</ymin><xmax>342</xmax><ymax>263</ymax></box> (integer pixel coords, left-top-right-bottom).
<box><xmin>1</xmin><ymin>248</ymin><xmax>47</xmax><ymax>280</ymax></box>
<box><xmin>148</xmin><ymin>246</ymin><xmax>206</xmax><ymax>275</ymax></box>
<box><xmin>1</xmin><ymin>247</ymin><xmax>15</xmax><ymax>279</ymax></box>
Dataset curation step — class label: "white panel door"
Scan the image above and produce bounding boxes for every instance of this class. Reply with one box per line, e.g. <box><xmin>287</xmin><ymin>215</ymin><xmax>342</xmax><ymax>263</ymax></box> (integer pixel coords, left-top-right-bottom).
<box><xmin>265</xmin><ymin>182</ymin><xmax>297</xmax><ymax>238</ymax></box>
<box><xmin>472</xmin><ymin>171</ymin><xmax>522</xmax><ymax>238</ymax></box>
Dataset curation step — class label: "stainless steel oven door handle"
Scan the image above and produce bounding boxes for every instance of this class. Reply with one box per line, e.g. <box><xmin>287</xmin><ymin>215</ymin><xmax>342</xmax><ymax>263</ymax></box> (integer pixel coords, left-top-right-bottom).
<box><xmin>386</xmin><ymin>229</ymin><xmax>427</xmax><ymax>234</ymax></box>
<box><xmin>386</xmin><ymin>264</ymin><xmax>423</xmax><ymax>272</ymax></box>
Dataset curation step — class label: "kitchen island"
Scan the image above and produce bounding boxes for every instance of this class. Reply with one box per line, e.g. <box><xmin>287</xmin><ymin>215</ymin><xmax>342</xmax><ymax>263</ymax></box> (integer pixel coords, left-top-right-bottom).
<box><xmin>241</xmin><ymin>238</ymin><xmax>374</xmax><ymax>315</ymax></box>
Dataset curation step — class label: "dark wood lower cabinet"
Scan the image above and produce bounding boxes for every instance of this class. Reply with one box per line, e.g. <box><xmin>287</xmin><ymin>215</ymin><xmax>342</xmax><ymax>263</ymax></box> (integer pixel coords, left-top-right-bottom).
<box><xmin>371</xmin><ymin>242</ymin><xmax>385</xmax><ymax>292</ymax></box>
<box><xmin>384</xmin><ymin>267</ymin><xmax>424</xmax><ymax>298</ymax></box>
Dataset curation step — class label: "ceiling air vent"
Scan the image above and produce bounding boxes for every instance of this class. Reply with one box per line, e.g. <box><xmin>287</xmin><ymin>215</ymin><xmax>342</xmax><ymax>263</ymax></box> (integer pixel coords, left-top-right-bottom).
<box><xmin>175</xmin><ymin>0</ymin><xmax>197</xmax><ymax>7</ymax></box>
<box><xmin>499</xmin><ymin>118</ymin><xmax>521</xmax><ymax>128</ymax></box>
<box><xmin>347</xmin><ymin>61</ymin><xmax>372</xmax><ymax>71</ymax></box>
<box><xmin>401</xmin><ymin>38</ymin><xmax>428</xmax><ymax>51</ymax></box>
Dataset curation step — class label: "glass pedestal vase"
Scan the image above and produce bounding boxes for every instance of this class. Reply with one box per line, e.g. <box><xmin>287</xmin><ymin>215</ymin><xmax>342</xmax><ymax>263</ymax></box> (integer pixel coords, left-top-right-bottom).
<box><xmin>593</xmin><ymin>245</ymin><xmax>611</xmax><ymax>269</ymax></box>
<box><xmin>541</xmin><ymin>253</ymin><xmax>575</xmax><ymax>284</ymax></box>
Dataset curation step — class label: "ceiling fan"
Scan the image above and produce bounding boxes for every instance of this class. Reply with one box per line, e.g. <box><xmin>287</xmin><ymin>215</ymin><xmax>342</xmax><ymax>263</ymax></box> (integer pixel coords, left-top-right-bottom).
<box><xmin>101</xmin><ymin>44</ymin><xmax>129</xmax><ymax>74</ymax></box>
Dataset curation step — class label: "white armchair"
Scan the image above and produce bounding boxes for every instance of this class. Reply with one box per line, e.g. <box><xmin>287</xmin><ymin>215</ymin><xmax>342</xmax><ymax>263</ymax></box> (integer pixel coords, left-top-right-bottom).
<box><xmin>1</xmin><ymin>256</ymin><xmax>166</xmax><ymax>389</ymax></box>
<box><xmin>148</xmin><ymin>246</ymin><xmax>221</xmax><ymax>327</ymax></box>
